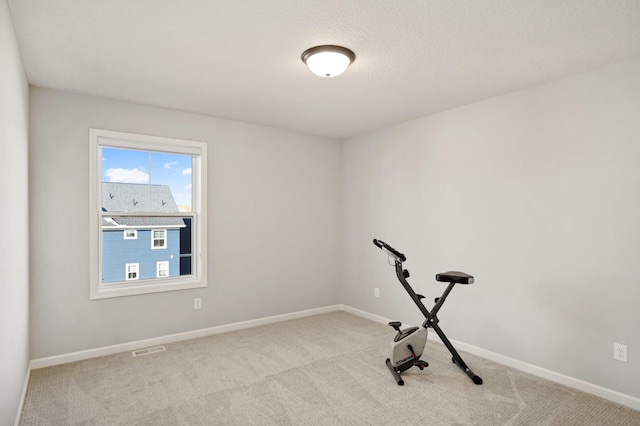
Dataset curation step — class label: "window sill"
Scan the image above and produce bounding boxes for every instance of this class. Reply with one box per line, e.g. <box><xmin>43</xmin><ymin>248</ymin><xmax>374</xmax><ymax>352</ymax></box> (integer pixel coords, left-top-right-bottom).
<box><xmin>90</xmin><ymin>276</ymin><xmax>206</xmax><ymax>300</ymax></box>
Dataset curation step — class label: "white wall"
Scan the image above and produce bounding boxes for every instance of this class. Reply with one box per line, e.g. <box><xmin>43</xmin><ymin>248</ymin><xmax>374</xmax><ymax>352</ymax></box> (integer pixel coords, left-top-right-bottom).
<box><xmin>29</xmin><ymin>88</ymin><xmax>342</xmax><ymax>359</ymax></box>
<box><xmin>342</xmin><ymin>60</ymin><xmax>640</xmax><ymax>398</ymax></box>
<box><xmin>0</xmin><ymin>1</ymin><xmax>29</xmax><ymax>424</ymax></box>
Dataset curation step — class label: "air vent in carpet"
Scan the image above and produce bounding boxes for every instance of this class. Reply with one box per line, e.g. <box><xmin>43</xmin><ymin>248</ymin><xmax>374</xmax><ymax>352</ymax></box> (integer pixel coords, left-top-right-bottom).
<box><xmin>132</xmin><ymin>345</ymin><xmax>166</xmax><ymax>357</ymax></box>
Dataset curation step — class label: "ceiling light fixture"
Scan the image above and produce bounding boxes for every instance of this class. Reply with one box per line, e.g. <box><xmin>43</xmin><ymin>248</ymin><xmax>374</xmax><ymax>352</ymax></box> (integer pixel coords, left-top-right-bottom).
<box><xmin>301</xmin><ymin>45</ymin><xmax>356</xmax><ymax>78</ymax></box>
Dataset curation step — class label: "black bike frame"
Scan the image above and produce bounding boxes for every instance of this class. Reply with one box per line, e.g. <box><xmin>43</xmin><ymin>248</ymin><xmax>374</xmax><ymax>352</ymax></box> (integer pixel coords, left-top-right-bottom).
<box><xmin>394</xmin><ymin>260</ymin><xmax>482</xmax><ymax>384</ymax></box>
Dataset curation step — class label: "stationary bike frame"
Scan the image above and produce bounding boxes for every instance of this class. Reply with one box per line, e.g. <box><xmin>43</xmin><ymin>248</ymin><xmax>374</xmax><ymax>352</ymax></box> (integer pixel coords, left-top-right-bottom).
<box><xmin>374</xmin><ymin>239</ymin><xmax>483</xmax><ymax>386</ymax></box>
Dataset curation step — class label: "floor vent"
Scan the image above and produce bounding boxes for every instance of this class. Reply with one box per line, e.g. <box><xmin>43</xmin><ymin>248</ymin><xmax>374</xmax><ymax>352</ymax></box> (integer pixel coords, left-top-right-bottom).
<box><xmin>132</xmin><ymin>345</ymin><xmax>166</xmax><ymax>357</ymax></box>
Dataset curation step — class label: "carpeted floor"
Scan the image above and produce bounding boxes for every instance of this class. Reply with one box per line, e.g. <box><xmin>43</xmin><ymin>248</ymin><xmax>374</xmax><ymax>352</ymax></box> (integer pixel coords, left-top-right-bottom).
<box><xmin>20</xmin><ymin>312</ymin><xmax>640</xmax><ymax>425</ymax></box>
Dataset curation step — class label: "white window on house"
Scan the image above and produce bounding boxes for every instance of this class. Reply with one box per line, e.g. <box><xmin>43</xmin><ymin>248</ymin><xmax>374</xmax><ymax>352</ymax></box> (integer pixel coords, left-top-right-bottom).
<box><xmin>125</xmin><ymin>263</ymin><xmax>139</xmax><ymax>280</ymax></box>
<box><xmin>157</xmin><ymin>261</ymin><xmax>169</xmax><ymax>278</ymax></box>
<box><xmin>124</xmin><ymin>229</ymin><xmax>137</xmax><ymax>239</ymax></box>
<box><xmin>152</xmin><ymin>229</ymin><xmax>167</xmax><ymax>249</ymax></box>
<box><xmin>90</xmin><ymin>129</ymin><xmax>208</xmax><ymax>299</ymax></box>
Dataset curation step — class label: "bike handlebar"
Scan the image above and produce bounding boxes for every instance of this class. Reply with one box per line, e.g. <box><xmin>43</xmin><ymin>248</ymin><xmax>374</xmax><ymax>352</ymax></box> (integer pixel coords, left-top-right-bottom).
<box><xmin>373</xmin><ymin>239</ymin><xmax>406</xmax><ymax>262</ymax></box>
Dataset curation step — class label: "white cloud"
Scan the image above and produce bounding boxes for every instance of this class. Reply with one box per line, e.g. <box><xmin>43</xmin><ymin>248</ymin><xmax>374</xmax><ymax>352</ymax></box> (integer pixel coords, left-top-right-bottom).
<box><xmin>163</xmin><ymin>161</ymin><xmax>178</xmax><ymax>169</ymax></box>
<box><xmin>104</xmin><ymin>168</ymin><xmax>149</xmax><ymax>183</ymax></box>
<box><xmin>185</xmin><ymin>183</ymin><xmax>192</xmax><ymax>190</ymax></box>
<box><xmin>182</xmin><ymin>167</ymin><xmax>192</xmax><ymax>176</ymax></box>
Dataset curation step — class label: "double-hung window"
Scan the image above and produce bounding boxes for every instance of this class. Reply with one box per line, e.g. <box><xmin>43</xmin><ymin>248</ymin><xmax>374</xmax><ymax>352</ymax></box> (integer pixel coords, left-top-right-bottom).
<box><xmin>89</xmin><ymin>129</ymin><xmax>207</xmax><ymax>299</ymax></box>
<box><xmin>152</xmin><ymin>229</ymin><xmax>167</xmax><ymax>249</ymax></box>
<box><xmin>157</xmin><ymin>261</ymin><xmax>169</xmax><ymax>278</ymax></box>
<box><xmin>126</xmin><ymin>263</ymin><xmax>139</xmax><ymax>280</ymax></box>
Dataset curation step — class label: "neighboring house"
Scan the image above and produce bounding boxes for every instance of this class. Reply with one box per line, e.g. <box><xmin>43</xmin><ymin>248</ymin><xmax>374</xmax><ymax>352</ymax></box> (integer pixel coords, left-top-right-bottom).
<box><xmin>101</xmin><ymin>182</ymin><xmax>188</xmax><ymax>283</ymax></box>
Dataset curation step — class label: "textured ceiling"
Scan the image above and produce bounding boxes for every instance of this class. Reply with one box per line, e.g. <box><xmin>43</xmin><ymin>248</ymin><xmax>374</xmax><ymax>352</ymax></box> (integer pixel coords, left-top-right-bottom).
<box><xmin>8</xmin><ymin>0</ymin><xmax>640</xmax><ymax>139</ymax></box>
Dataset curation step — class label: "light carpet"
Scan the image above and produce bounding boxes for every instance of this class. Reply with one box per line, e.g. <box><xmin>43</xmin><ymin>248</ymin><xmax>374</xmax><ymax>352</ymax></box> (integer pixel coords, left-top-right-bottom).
<box><xmin>20</xmin><ymin>312</ymin><xmax>640</xmax><ymax>425</ymax></box>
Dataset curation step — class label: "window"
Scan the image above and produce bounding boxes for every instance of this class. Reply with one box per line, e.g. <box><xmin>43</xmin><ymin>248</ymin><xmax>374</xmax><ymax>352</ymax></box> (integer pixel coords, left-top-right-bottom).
<box><xmin>126</xmin><ymin>263</ymin><xmax>139</xmax><ymax>280</ymax></box>
<box><xmin>157</xmin><ymin>261</ymin><xmax>169</xmax><ymax>278</ymax></box>
<box><xmin>124</xmin><ymin>229</ymin><xmax>137</xmax><ymax>239</ymax></box>
<box><xmin>152</xmin><ymin>229</ymin><xmax>167</xmax><ymax>249</ymax></box>
<box><xmin>90</xmin><ymin>129</ymin><xmax>207</xmax><ymax>299</ymax></box>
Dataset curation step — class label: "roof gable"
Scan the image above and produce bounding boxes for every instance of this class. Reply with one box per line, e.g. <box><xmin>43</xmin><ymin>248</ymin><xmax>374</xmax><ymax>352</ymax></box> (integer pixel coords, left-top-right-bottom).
<box><xmin>102</xmin><ymin>182</ymin><xmax>185</xmax><ymax>228</ymax></box>
<box><xmin>102</xmin><ymin>182</ymin><xmax>181</xmax><ymax>213</ymax></box>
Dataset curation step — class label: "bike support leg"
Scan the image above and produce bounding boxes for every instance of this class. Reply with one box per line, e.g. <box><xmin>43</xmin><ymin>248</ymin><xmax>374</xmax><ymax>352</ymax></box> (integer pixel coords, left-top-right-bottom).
<box><xmin>431</xmin><ymin>322</ymin><xmax>483</xmax><ymax>385</ymax></box>
<box><xmin>385</xmin><ymin>358</ymin><xmax>404</xmax><ymax>386</ymax></box>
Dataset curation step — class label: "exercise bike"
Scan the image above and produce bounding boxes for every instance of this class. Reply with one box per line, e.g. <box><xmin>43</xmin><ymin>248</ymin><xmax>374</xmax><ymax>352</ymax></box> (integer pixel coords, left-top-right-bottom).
<box><xmin>373</xmin><ymin>239</ymin><xmax>483</xmax><ymax>386</ymax></box>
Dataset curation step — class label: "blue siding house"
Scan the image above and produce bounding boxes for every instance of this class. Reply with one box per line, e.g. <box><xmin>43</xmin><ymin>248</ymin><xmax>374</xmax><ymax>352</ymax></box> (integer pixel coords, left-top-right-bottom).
<box><xmin>101</xmin><ymin>182</ymin><xmax>187</xmax><ymax>284</ymax></box>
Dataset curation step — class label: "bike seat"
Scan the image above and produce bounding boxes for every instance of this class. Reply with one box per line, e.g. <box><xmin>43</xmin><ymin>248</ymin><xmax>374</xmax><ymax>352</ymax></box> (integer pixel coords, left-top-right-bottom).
<box><xmin>436</xmin><ymin>271</ymin><xmax>474</xmax><ymax>284</ymax></box>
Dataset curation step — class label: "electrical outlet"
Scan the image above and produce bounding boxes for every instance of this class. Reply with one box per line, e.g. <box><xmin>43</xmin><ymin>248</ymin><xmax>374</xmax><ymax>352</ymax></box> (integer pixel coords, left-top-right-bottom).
<box><xmin>374</xmin><ymin>287</ymin><xmax>380</xmax><ymax>298</ymax></box>
<box><xmin>614</xmin><ymin>343</ymin><xmax>627</xmax><ymax>362</ymax></box>
<box><xmin>194</xmin><ymin>298</ymin><xmax>201</xmax><ymax>310</ymax></box>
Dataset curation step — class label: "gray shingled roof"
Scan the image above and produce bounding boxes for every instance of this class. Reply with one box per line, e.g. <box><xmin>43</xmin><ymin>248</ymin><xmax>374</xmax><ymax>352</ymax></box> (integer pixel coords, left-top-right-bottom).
<box><xmin>102</xmin><ymin>182</ymin><xmax>186</xmax><ymax>228</ymax></box>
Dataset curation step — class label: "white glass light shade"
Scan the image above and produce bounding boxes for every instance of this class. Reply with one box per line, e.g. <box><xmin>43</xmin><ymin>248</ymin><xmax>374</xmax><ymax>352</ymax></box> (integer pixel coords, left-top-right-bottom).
<box><xmin>301</xmin><ymin>45</ymin><xmax>355</xmax><ymax>78</ymax></box>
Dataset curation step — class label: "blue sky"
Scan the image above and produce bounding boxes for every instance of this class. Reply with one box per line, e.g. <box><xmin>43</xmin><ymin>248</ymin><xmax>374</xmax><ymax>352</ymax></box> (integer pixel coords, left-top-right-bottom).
<box><xmin>102</xmin><ymin>147</ymin><xmax>193</xmax><ymax>208</ymax></box>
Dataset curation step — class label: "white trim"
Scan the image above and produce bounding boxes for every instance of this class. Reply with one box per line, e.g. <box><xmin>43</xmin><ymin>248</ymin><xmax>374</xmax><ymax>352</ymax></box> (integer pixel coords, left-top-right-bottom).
<box><xmin>156</xmin><ymin>260</ymin><xmax>169</xmax><ymax>278</ymax></box>
<box><xmin>123</xmin><ymin>229</ymin><xmax>137</xmax><ymax>240</ymax></box>
<box><xmin>104</xmin><ymin>224</ymin><xmax>185</xmax><ymax>230</ymax></box>
<box><xmin>106</xmin><ymin>211</ymin><xmax>192</xmax><ymax>218</ymax></box>
<box><xmin>89</xmin><ymin>128</ymin><xmax>208</xmax><ymax>299</ymax></box>
<box><xmin>97</xmin><ymin>133</ymin><xmax>203</xmax><ymax>155</ymax></box>
<box><xmin>125</xmin><ymin>263</ymin><xmax>139</xmax><ymax>281</ymax></box>
<box><xmin>30</xmin><ymin>305</ymin><xmax>341</xmax><ymax>369</ymax></box>
<box><xmin>25</xmin><ymin>304</ymin><xmax>640</xmax><ymax>412</ymax></box>
<box><xmin>151</xmin><ymin>229</ymin><xmax>167</xmax><ymax>249</ymax></box>
<box><xmin>104</xmin><ymin>217</ymin><xmax>118</xmax><ymax>226</ymax></box>
<box><xmin>433</xmin><ymin>336</ymin><xmax>640</xmax><ymax>411</ymax></box>
<box><xmin>14</xmin><ymin>364</ymin><xmax>31</xmax><ymax>426</ymax></box>
<box><xmin>94</xmin><ymin>276</ymin><xmax>206</xmax><ymax>298</ymax></box>
<box><xmin>340</xmin><ymin>304</ymin><xmax>392</xmax><ymax>325</ymax></box>
<box><xmin>340</xmin><ymin>305</ymin><xmax>640</xmax><ymax>411</ymax></box>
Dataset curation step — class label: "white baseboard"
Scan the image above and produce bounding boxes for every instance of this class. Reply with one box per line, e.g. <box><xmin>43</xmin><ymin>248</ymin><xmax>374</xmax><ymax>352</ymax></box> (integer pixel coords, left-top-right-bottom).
<box><xmin>341</xmin><ymin>304</ymin><xmax>640</xmax><ymax>412</ymax></box>
<box><xmin>14</xmin><ymin>365</ymin><xmax>31</xmax><ymax>426</ymax></box>
<box><xmin>27</xmin><ymin>303</ymin><xmax>640</xmax><ymax>412</ymax></box>
<box><xmin>444</xmin><ymin>337</ymin><xmax>640</xmax><ymax>411</ymax></box>
<box><xmin>339</xmin><ymin>304</ymin><xmax>392</xmax><ymax>325</ymax></box>
<box><xmin>30</xmin><ymin>304</ymin><xmax>341</xmax><ymax>369</ymax></box>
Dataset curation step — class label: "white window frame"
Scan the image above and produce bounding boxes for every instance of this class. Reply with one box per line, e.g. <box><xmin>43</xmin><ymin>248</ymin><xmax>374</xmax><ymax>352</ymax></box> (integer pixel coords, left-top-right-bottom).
<box><xmin>151</xmin><ymin>229</ymin><xmax>167</xmax><ymax>249</ymax></box>
<box><xmin>125</xmin><ymin>263</ymin><xmax>139</xmax><ymax>280</ymax></box>
<box><xmin>157</xmin><ymin>261</ymin><xmax>169</xmax><ymax>278</ymax></box>
<box><xmin>124</xmin><ymin>229</ymin><xmax>138</xmax><ymax>240</ymax></box>
<box><xmin>89</xmin><ymin>129</ymin><xmax>208</xmax><ymax>299</ymax></box>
